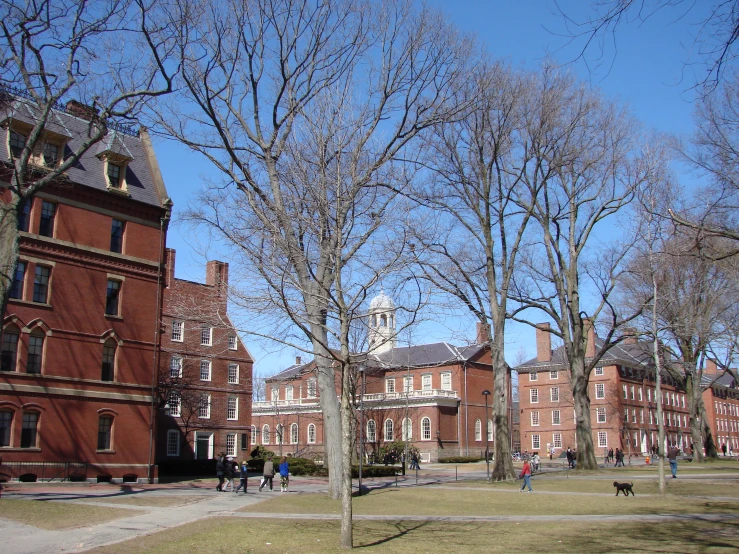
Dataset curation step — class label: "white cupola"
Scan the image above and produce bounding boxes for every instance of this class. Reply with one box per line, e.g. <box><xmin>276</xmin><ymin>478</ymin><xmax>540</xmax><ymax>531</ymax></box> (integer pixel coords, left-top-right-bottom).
<box><xmin>368</xmin><ymin>290</ymin><xmax>396</xmax><ymax>354</ymax></box>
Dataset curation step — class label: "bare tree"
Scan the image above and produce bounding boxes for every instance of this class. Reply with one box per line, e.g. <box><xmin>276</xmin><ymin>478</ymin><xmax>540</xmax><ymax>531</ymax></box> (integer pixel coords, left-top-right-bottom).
<box><xmin>154</xmin><ymin>0</ymin><xmax>474</xmax><ymax>547</ymax></box>
<box><xmin>410</xmin><ymin>62</ymin><xmax>537</xmax><ymax>481</ymax></box>
<box><xmin>0</xmin><ymin>0</ymin><xmax>176</xmax><ymax>316</ymax></box>
<box><xmin>553</xmin><ymin>0</ymin><xmax>739</xmax><ymax>89</ymax></box>
<box><xmin>511</xmin><ymin>66</ymin><xmax>657</xmax><ymax>470</ymax></box>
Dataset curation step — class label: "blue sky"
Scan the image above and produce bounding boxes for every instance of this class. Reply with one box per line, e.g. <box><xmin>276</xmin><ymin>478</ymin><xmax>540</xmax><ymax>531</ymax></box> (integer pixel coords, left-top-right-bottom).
<box><xmin>151</xmin><ymin>1</ymin><xmax>713</xmax><ymax>374</ymax></box>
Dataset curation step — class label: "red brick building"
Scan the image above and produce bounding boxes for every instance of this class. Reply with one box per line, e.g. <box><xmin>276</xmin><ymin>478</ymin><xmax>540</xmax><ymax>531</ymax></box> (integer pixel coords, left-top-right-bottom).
<box><xmin>157</xmin><ymin>249</ymin><xmax>253</xmax><ymax>462</ymax></box>
<box><xmin>1</xmin><ymin>96</ymin><xmax>171</xmax><ymax>482</ymax></box>
<box><xmin>251</xmin><ymin>294</ymin><xmax>509</xmax><ymax>463</ymax></box>
<box><xmin>516</xmin><ymin>324</ymin><xmax>692</xmax><ymax>458</ymax></box>
<box><xmin>702</xmin><ymin>360</ymin><xmax>739</xmax><ymax>455</ymax></box>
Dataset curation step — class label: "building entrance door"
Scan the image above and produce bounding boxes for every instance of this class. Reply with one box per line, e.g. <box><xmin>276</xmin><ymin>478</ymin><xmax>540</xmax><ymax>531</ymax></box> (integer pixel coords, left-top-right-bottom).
<box><xmin>196</xmin><ymin>433</ymin><xmax>213</xmax><ymax>459</ymax></box>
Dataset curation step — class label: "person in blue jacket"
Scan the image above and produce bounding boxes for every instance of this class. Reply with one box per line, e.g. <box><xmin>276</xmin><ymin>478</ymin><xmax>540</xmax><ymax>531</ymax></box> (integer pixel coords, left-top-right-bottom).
<box><xmin>279</xmin><ymin>456</ymin><xmax>290</xmax><ymax>492</ymax></box>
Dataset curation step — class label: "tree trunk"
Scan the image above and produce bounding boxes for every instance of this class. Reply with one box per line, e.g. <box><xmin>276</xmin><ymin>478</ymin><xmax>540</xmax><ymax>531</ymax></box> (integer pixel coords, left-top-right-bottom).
<box><xmin>700</xmin><ymin>401</ymin><xmax>719</xmax><ymax>458</ymax></box>
<box><xmin>491</xmin><ymin>333</ymin><xmax>515</xmax><ymax>480</ymax></box>
<box><xmin>312</xmin><ymin>333</ymin><xmax>343</xmax><ymax>499</ymax></box>
<box><xmin>571</xmin><ymin>357</ymin><xmax>598</xmax><ymax>469</ymax></box>
<box><xmin>0</xmin><ymin>192</ymin><xmax>22</xmax><ymax>318</ymax></box>
<box><xmin>340</xmin><ymin>362</ymin><xmax>353</xmax><ymax>549</ymax></box>
<box><xmin>686</xmin><ymin>378</ymin><xmax>705</xmax><ymax>462</ymax></box>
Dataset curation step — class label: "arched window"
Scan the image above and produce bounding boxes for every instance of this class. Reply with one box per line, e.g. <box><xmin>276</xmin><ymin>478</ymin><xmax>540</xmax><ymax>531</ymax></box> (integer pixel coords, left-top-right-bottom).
<box><xmin>20</xmin><ymin>411</ymin><xmax>39</xmax><ymax>448</ymax></box>
<box><xmin>366</xmin><ymin>420</ymin><xmax>376</xmax><ymax>443</ymax></box>
<box><xmin>307</xmin><ymin>423</ymin><xmax>316</xmax><ymax>444</ymax></box>
<box><xmin>421</xmin><ymin>417</ymin><xmax>431</xmax><ymax>441</ymax></box>
<box><xmin>101</xmin><ymin>339</ymin><xmax>116</xmax><ymax>381</ymax></box>
<box><xmin>488</xmin><ymin>419</ymin><xmax>494</xmax><ymax>442</ymax></box>
<box><xmin>262</xmin><ymin>424</ymin><xmax>270</xmax><ymax>444</ymax></box>
<box><xmin>1</xmin><ymin>325</ymin><xmax>20</xmax><ymax>372</ymax></box>
<box><xmin>0</xmin><ymin>410</ymin><xmax>13</xmax><ymax>447</ymax></box>
<box><xmin>384</xmin><ymin>419</ymin><xmax>394</xmax><ymax>442</ymax></box>
<box><xmin>27</xmin><ymin>329</ymin><xmax>45</xmax><ymax>374</ymax></box>
<box><xmin>290</xmin><ymin>423</ymin><xmax>298</xmax><ymax>444</ymax></box>
<box><xmin>475</xmin><ymin>419</ymin><xmax>482</xmax><ymax>441</ymax></box>
<box><xmin>276</xmin><ymin>424</ymin><xmax>284</xmax><ymax>444</ymax></box>
<box><xmin>402</xmin><ymin>418</ymin><xmax>412</xmax><ymax>441</ymax></box>
<box><xmin>98</xmin><ymin>415</ymin><xmax>113</xmax><ymax>450</ymax></box>
<box><xmin>380</xmin><ymin>314</ymin><xmax>387</xmax><ymax>327</ymax></box>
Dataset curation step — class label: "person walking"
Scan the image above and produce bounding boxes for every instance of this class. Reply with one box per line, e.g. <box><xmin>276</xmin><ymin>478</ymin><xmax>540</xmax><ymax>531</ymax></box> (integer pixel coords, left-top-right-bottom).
<box><xmin>234</xmin><ymin>459</ymin><xmax>249</xmax><ymax>494</ymax></box>
<box><xmin>279</xmin><ymin>456</ymin><xmax>290</xmax><ymax>492</ymax></box>
<box><xmin>519</xmin><ymin>457</ymin><xmax>533</xmax><ymax>492</ymax></box>
<box><xmin>532</xmin><ymin>453</ymin><xmax>540</xmax><ymax>473</ymax></box>
<box><xmin>608</xmin><ymin>447</ymin><xmax>614</xmax><ymax>464</ymax></box>
<box><xmin>216</xmin><ymin>454</ymin><xmax>225</xmax><ymax>492</ymax></box>
<box><xmin>722</xmin><ymin>443</ymin><xmax>727</xmax><ymax>457</ymax></box>
<box><xmin>259</xmin><ymin>456</ymin><xmax>275</xmax><ymax>491</ymax></box>
<box><xmin>667</xmin><ymin>444</ymin><xmax>680</xmax><ymax>478</ymax></box>
<box><xmin>566</xmin><ymin>447</ymin><xmax>573</xmax><ymax>468</ymax></box>
<box><xmin>223</xmin><ymin>456</ymin><xmax>235</xmax><ymax>491</ymax></box>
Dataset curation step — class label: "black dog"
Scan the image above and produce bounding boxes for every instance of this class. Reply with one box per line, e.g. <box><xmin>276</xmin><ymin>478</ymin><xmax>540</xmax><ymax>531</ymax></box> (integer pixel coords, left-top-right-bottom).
<box><xmin>613</xmin><ymin>481</ymin><xmax>635</xmax><ymax>496</ymax></box>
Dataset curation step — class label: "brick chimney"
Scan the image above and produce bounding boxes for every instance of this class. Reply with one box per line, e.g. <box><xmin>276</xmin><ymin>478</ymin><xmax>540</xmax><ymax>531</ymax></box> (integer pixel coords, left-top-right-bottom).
<box><xmin>705</xmin><ymin>359</ymin><xmax>718</xmax><ymax>375</ymax></box>
<box><xmin>536</xmin><ymin>323</ymin><xmax>551</xmax><ymax>362</ymax></box>
<box><xmin>476</xmin><ymin>321</ymin><xmax>490</xmax><ymax>344</ymax></box>
<box><xmin>622</xmin><ymin>327</ymin><xmax>637</xmax><ymax>345</ymax></box>
<box><xmin>66</xmin><ymin>100</ymin><xmax>100</xmax><ymax>121</ymax></box>
<box><xmin>164</xmin><ymin>248</ymin><xmax>176</xmax><ymax>288</ymax></box>
<box><xmin>206</xmin><ymin>260</ymin><xmax>229</xmax><ymax>295</ymax></box>
<box><xmin>584</xmin><ymin>318</ymin><xmax>596</xmax><ymax>358</ymax></box>
<box><xmin>296</xmin><ymin>356</ymin><xmax>302</xmax><ymax>365</ymax></box>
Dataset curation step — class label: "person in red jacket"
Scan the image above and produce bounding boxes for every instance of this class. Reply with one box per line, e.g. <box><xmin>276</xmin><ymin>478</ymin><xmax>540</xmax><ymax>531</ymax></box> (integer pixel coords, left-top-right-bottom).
<box><xmin>519</xmin><ymin>458</ymin><xmax>533</xmax><ymax>492</ymax></box>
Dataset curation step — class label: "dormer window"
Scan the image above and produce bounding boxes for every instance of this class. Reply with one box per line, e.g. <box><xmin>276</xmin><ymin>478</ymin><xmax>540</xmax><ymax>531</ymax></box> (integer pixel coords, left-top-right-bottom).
<box><xmin>107</xmin><ymin>162</ymin><xmax>122</xmax><ymax>188</ymax></box>
<box><xmin>43</xmin><ymin>143</ymin><xmax>59</xmax><ymax>167</ymax></box>
<box><xmin>9</xmin><ymin>130</ymin><xmax>26</xmax><ymax>158</ymax></box>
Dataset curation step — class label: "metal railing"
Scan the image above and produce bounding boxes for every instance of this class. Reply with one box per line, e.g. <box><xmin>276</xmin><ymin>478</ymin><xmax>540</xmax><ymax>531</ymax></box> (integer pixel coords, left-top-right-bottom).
<box><xmin>0</xmin><ymin>461</ymin><xmax>89</xmax><ymax>482</ymax></box>
<box><xmin>253</xmin><ymin>389</ymin><xmax>459</xmax><ymax>409</ymax></box>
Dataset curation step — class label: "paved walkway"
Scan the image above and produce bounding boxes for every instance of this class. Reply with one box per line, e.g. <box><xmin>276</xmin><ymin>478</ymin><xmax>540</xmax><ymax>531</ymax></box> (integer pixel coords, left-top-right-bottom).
<box><xmin>1</xmin><ymin>464</ymin><xmax>738</xmax><ymax>553</ymax></box>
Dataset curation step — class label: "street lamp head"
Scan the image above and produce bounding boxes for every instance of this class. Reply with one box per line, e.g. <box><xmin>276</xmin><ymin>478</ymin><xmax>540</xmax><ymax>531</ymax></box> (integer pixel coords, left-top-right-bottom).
<box><xmin>358</xmin><ymin>364</ymin><xmax>366</xmax><ymax>373</ymax></box>
<box><xmin>482</xmin><ymin>389</ymin><xmax>491</xmax><ymax>396</ymax></box>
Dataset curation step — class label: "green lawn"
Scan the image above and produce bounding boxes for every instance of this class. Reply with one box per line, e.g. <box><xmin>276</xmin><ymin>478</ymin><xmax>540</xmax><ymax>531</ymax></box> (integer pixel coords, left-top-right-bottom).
<box><xmin>239</xmin><ymin>486</ymin><xmax>739</xmax><ymax>517</ymax></box>
<box><xmin>88</xmin><ymin>494</ymin><xmax>208</xmax><ymax>508</ymax></box>
<box><xmin>0</xmin><ymin>498</ymin><xmax>143</xmax><ymax>530</ymax></box>
<box><xmin>87</xmin><ymin>517</ymin><xmax>739</xmax><ymax>553</ymax></box>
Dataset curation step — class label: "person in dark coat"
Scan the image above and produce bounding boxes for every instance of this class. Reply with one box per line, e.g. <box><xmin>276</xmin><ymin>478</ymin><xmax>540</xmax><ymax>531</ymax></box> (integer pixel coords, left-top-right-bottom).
<box><xmin>566</xmin><ymin>447</ymin><xmax>573</xmax><ymax>468</ymax></box>
<box><xmin>216</xmin><ymin>454</ymin><xmax>225</xmax><ymax>491</ymax></box>
<box><xmin>224</xmin><ymin>456</ymin><xmax>235</xmax><ymax>491</ymax></box>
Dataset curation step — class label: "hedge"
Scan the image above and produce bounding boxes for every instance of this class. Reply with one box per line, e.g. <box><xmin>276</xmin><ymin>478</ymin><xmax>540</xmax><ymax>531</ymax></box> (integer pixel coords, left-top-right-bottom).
<box><xmin>438</xmin><ymin>456</ymin><xmax>483</xmax><ymax>463</ymax></box>
<box><xmin>352</xmin><ymin>465</ymin><xmax>398</xmax><ymax>478</ymax></box>
<box><xmin>158</xmin><ymin>458</ymin><xmax>217</xmax><ymax>477</ymax></box>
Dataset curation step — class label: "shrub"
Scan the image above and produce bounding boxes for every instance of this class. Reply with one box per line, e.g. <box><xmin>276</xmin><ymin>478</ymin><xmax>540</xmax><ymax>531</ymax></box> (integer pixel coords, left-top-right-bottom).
<box><xmin>247</xmin><ymin>458</ymin><xmax>266</xmax><ymax>473</ymax></box>
<box><xmin>158</xmin><ymin>458</ymin><xmax>217</xmax><ymax>477</ymax></box>
<box><xmin>287</xmin><ymin>457</ymin><xmax>319</xmax><ymax>476</ymax></box>
<box><xmin>438</xmin><ymin>456</ymin><xmax>483</xmax><ymax>463</ymax></box>
<box><xmin>19</xmin><ymin>473</ymin><xmax>37</xmax><ymax>482</ymax></box>
<box><xmin>351</xmin><ymin>465</ymin><xmax>398</xmax><ymax>478</ymax></box>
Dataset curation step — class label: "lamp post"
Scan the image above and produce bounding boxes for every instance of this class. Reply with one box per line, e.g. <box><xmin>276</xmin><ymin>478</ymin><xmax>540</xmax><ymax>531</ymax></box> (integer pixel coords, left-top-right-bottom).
<box><xmin>482</xmin><ymin>389</ymin><xmax>491</xmax><ymax>482</ymax></box>
<box><xmin>358</xmin><ymin>365</ymin><xmax>366</xmax><ymax>495</ymax></box>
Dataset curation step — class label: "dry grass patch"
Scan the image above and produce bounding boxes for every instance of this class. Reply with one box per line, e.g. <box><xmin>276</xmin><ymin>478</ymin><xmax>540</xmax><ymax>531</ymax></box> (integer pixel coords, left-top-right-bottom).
<box><xmin>240</xmin><ymin>487</ymin><xmax>739</xmax><ymax>517</ymax></box>
<box><xmin>88</xmin><ymin>495</ymin><xmax>208</xmax><ymax>508</ymax></box>
<box><xmin>88</xmin><ymin>516</ymin><xmax>739</xmax><ymax>553</ymax></box>
<box><xmin>0</xmin><ymin>498</ymin><xmax>143</xmax><ymax>530</ymax></box>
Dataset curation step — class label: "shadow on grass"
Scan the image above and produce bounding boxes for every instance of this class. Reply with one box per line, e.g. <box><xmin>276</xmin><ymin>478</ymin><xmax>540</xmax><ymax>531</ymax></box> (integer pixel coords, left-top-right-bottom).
<box><xmin>356</xmin><ymin>520</ymin><xmax>431</xmax><ymax>549</ymax></box>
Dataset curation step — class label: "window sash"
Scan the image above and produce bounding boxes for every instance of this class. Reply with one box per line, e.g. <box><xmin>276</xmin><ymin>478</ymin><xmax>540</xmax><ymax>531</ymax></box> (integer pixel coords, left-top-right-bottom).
<box><xmin>97</xmin><ymin>416</ymin><xmax>113</xmax><ymax>450</ymax></box>
<box><xmin>33</xmin><ymin>266</ymin><xmax>50</xmax><ymax>303</ymax></box>
<box><xmin>166</xmin><ymin>430</ymin><xmax>180</xmax><ymax>456</ymax></box>
<box><xmin>367</xmin><ymin>420</ymin><xmax>376</xmax><ymax>442</ymax></box>
<box><xmin>171</xmin><ymin>321</ymin><xmax>183</xmax><ymax>342</ymax></box>
<box><xmin>20</xmin><ymin>412</ymin><xmax>38</xmax><ymax>448</ymax></box>
<box><xmin>422</xmin><ymin>374</ymin><xmax>432</xmax><ymax>391</ymax></box>
<box><xmin>200</xmin><ymin>360</ymin><xmax>211</xmax><ymax>381</ymax></box>
<box><xmin>9</xmin><ymin>130</ymin><xmax>26</xmax><ymax>157</ymax></box>
<box><xmin>27</xmin><ymin>335</ymin><xmax>44</xmax><ymax>374</ymax></box>
<box><xmin>107</xmin><ymin>163</ymin><xmax>122</xmax><ymax>188</ymax></box>
<box><xmin>0</xmin><ymin>411</ymin><xmax>13</xmax><ymax>447</ymax></box>
<box><xmin>1</xmin><ymin>331</ymin><xmax>19</xmax><ymax>372</ymax></box>
<box><xmin>552</xmin><ymin>410</ymin><xmax>561</xmax><ymax>425</ymax></box>
<box><xmin>101</xmin><ymin>344</ymin><xmax>115</xmax><ymax>381</ymax></box>
<box><xmin>170</xmin><ymin>356</ymin><xmax>182</xmax><ymax>378</ymax></box>
<box><xmin>43</xmin><ymin>142</ymin><xmax>59</xmax><ymax>166</ymax></box>
<box><xmin>9</xmin><ymin>262</ymin><xmax>25</xmax><ymax>299</ymax></box>
<box><xmin>227</xmin><ymin>397</ymin><xmax>238</xmax><ymax>420</ymax></box>
<box><xmin>200</xmin><ymin>326</ymin><xmax>212</xmax><ymax>346</ymax></box>
<box><xmin>39</xmin><ymin>201</ymin><xmax>55</xmax><ymax>237</ymax></box>
<box><xmin>441</xmin><ymin>372</ymin><xmax>452</xmax><ymax>390</ymax></box>
<box><xmin>105</xmin><ymin>280</ymin><xmax>121</xmax><ymax>315</ymax></box>
<box><xmin>199</xmin><ymin>394</ymin><xmax>211</xmax><ymax>418</ymax></box>
<box><xmin>595</xmin><ymin>383</ymin><xmax>605</xmax><ymax>399</ymax></box>
<box><xmin>228</xmin><ymin>364</ymin><xmax>239</xmax><ymax>384</ymax></box>
<box><xmin>228</xmin><ymin>335</ymin><xmax>238</xmax><ymax>350</ymax></box>
<box><xmin>308</xmin><ymin>424</ymin><xmax>316</xmax><ymax>443</ymax></box>
<box><xmin>226</xmin><ymin>433</ymin><xmax>236</xmax><ymax>456</ymax></box>
<box><xmin>110</xmin><ymin>219</ymin><xmax>124</xmax><ymax>253</ymax></box>
<box><xmin>422</xmin><ymin>418</ymin><xmax>431</xmax><ymax>440</ymax></box>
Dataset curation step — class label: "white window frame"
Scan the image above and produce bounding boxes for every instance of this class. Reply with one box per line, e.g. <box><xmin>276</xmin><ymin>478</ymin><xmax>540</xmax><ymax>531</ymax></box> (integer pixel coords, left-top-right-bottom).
<box><xmin>623</xmin><ymin>384</ymin><xmax>628</xmax><ymax>399</ymax></box>
<box><xmin>199</xmin><ymin>393</ymin><xmax>211</xmax><ymax>419</ymax></box>
<box><xmin>422</xmin><ymin>417</ymin><xmax>431</xmax><ymax>441</ymax></box>
<box><xmin>166</xmin><ymin>391</ymin><xmax>181</xmax><ymax>417</ymax></box>
<box><xmin>553</xmin><ymin>433</ymin><xmax>562</xmax><ymax>449</ymax></box>
<box><xmin>200</xmin><ymin>325</ymin><xmax>212</xmax><ymax>346</ymax></box>
<box><xmin>422</xmin><ymin>373</ymin><xmax>432</xmax><ymax>391</ymax></box>
<box><xmin>228</xmin><ymin>363</ymin><xmax>239</xmax><ymax>384</ymax></box>
<box><xmin>530</xmin><ymin>388</ymin><xmax>539</xmax><ymax>403</ymax></box>
<box><xmin>171</xmin><ymin>320</ymin><xmax>183</xmax><ymax>342</ymax></box>
<box><xmin>262</xmin><ymin>424</ymin><xmax>270</xmax><ymax>444</ymax></box>
<box><xmin>594</xmin><ymin>367</ymin><xmax>603</xmax><ymax>376</ymax></box>
<box><xmin>551</xmin><ymin>387</ymin><xmax>560</xmax><ymax>402</ymax></box>
<box><xmin>531</xmin><ymin>411</ymin><xmax>540</xmax><ymax>426</ymax></box>
<box><xmin>475</xmin><ymin>419</ymin><xmax>482</xmax><ymax>441</ymax></box>
<box><xmin>271</xmin><ymin>387</ymin><xmax>279</xmax><ymax>402</ymax></box>
<box><xmin>367</xmin><ymin>420</ymin><xmax>376</xmax><ymax>442</ymax></box>
<box><xmin>596</xmin><ymin>407</ymin><xmax>606</xmax><ymax>423</ymax></box>
<box><xmin>200</xmin><ymin>360</ymin><xmax>211</xmax><ymax>381</ymax></box>
<box><xmin>402</xmin><ymin>418</ymin><xmax>412</xmax><ymax>441</ymax></box>
<box><xmin>386</xmin><ymin>378</ymin><xmax>395</xmax><ymax>394</ymax></box>
<box><xmin>595</xmin><ymin>383</ymin><xmax>605</xmax><ymax>399</ymax></box>
<box><xmin>550</xmin><ymin>370</ymin><xmax>558</xmax><ymax>380</ymax></box>
<box><xmin>598</xmin><ymin>431</ymin><xmax>608</xmax><ymax>448</ymax></box>
<box><xmin>276</xmin><ymin>424</ymin><xmax>284</xmax><ymax>445</ymax></box>
<box><xmin>307</xmin><ymin>378</ymin><xmax>317</xmax><ymax>398</ymax></box>
<box><xmin>290</xmin><ymin>423</ymin><xmax>298</xmax><ymax>444</ymax></box>
<box><xmin>441</xmin><ymin>372</ymin><xmax>452</xmax><ymax>391</ymax></box>
<box><xmin>166</xmin><ymin>429</ymin><xmax>180</xmax><ymax>456</ymax></box>
<box><xmin>228</xmin><ymin>335</ymin><xmax>238</xmax><ymax>350</ymax></box>
<box><xmin>403</xmin><ymin>375</ymin><xmax>413</xmax><ymax>392</ymax></box>
<box><xmin>529</xmin><ymin>372</ymin><xmax>538</xmax><ymax>381</ymax></box>
<box><xmin>552</xmin><ymin>409</ymin><xmax>561</xmax><ymax>425</ymax></box>
<box><xmin>638</xmin><ymin>387</ymin><xmax>643</xmax><ymax>401</ymax></box>
<box><xmin>307</xmin><ymin>423</ymin><xmax>316</xmax><ymax>444</ymax></box>
<box><xmin>226</xmin><ymin>433</ymin><xmax>236</xmax><ymax>457</ymax></box>
<box><xmin>532</xmin><ymin>434</ymin><xmax>540</xmax><ymax>450</ymax></box>
<box><xmin>384</xmin><ymin>419</ymin><xmax>394</xmax><ymax>442</ymax></box>
<box><xmin>227</xmin><ymin>397</ymin><xmax>238</xmax><ymax>420</ymax></box>
<box><xmin>285</xmin><ymin>385</ymin><xmax>294</xmax><ymax>400</ymax></box>
<box><xmin>487</xmin><ymin>419</ymin><xmax>493</xmax><ymax>441</ymax></box>
<box><xmin>169</xmin><ymin>356</ymin><xmax>182</xmax><ymax>378</ymax></box>
<box><xmin>251</xmin><ymin>426</ymin><xmax>257</xmax><ymax>445</ymax></box>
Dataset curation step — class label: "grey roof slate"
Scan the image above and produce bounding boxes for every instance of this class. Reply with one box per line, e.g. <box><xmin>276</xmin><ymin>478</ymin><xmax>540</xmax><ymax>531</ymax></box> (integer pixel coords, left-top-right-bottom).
<box><xmin>1</xmin><ymin>97</ymin><xmax>164</xmax><ymax>208</ymax></box>
<box><xmin>701</xmin><ymin>371</ymin><xmax>737</xmax><ymax>390</ymax></box>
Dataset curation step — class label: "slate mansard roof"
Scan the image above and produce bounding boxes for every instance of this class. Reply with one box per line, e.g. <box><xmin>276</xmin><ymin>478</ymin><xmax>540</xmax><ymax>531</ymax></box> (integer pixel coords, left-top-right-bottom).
<box><xmin>267</xmin><ymin>341</ymin><xmax>488</xmax><ymax>383</ymax></box>
<box><xmin>1</xmin><ymin>95</ymin><xmax>169</xmax><ymax>208</ymax></box>
<box><xmin>515</xmin><ymin>338</ymin><xmax>653</xmax><ymax>373</ymax></box>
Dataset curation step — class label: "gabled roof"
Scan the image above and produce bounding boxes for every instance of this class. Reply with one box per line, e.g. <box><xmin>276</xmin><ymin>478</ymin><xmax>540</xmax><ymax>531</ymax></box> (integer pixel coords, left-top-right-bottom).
<box><xmin>701</xmin><ymin>371</ymin><xmax>737</xmax><ymax>390</ymax></box>
<box><xmin>1</xmin><ymin>96</ymin><xmax>167</xmax><ymax>208</ymax></box>
<box><xmin>515</xmin><ymin>338</ymin><xmax>653</xmax><ymax>373</ymax></box>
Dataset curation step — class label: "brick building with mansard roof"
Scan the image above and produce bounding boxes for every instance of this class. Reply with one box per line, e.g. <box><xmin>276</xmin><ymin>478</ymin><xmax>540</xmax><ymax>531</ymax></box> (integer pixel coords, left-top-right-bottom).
<box><xmin>0</xmin><ymin>94</ymin><xmax>172</xmax><ymax>482</ymax></box>
<box><xmin>702</xmin><ymin>360</ymin><xmax>739</xmax><ymax>455</ymax></box>
<box><xmin>157</xmin><ymin>249</ymin><xmax>253</xmax><ymax>462</ymax></box>
<box><xmin>251</xmin><ymin>292</ymin><xmax>514</xmax><ymax>463</ymax></box>
<box><xmin>516</xmin><ymin>323</ymin><xmax>693</xmax><ymax>458</ymax></box>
